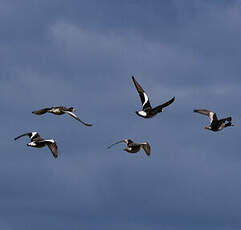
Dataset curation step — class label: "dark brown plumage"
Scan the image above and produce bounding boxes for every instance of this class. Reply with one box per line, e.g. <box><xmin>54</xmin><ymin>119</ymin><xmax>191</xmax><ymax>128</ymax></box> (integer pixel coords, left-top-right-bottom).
<box><xmin>132</xmin><ymin>76</ymin><xmax>175</xmax><ymax>118</ymax></box>
<box><xmin>32</xmin><ymin>106</ymin><xmax>92</xmax><ymax>126</ymax></box>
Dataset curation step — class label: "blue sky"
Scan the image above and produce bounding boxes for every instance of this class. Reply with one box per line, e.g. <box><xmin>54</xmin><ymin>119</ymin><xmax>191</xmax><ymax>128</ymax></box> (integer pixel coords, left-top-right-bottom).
<box><xmin>1</xmin><ymin>0</ymin><xmax>241</xmax><ymax>229</ymax></box>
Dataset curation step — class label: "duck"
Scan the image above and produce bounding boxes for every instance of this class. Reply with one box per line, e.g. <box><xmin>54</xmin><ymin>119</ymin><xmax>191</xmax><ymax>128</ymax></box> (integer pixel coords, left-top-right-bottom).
<box><xmin>193</xmin><ymin>109</ymin><xmax>234</xmax><ymax>132</ymax></box>
<box><xmin>107</xmin><ymin>139</ymin><xmax>151</xmax><ymax>156</ymax></box>
<box><xmin>132</xmin><ymin>76</ymin><xmax>175</xmax><ymax>118</ymax></box>
<box><xmin>14</xmin><ymin>132</ymin><xmax>58</xmax><ymax>158</ymax></box>
<box><xmin>32</xmin><ymin>106</ymin><xmax>92</xmax><ymax>126</ymax></box>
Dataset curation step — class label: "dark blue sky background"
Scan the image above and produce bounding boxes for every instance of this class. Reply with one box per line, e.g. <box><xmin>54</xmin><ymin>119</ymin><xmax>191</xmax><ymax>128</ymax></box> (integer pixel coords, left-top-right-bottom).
<box><xmin>1</xmin><ymin>0</ymin><xmax>241</xmax><ymax>229</ymax></box>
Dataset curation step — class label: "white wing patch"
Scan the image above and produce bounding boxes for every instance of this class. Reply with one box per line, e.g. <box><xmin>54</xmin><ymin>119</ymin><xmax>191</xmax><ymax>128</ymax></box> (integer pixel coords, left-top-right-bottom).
<box><xmin>31</xmin><ymin>132</ymin><xmax>38</xmax><ymax>139</ymax></box>
<box><xmin>44</xmin><ymin>139</ymin><xmax>55</xmax><ymax>143</ymax></box>
<box><xmin>209</xmin><ymin>112</ymin><xmax>215</xmax><ymax>123</ymax></box>
<box><xmin>65</xmin><ymin>111</ymin><xmax>78</xmax><ymax>119</ymax></box>
<box><xmin>142</xmin><ymin>92</ymin><xmax>149</xmax><ymax>107</ymax></box>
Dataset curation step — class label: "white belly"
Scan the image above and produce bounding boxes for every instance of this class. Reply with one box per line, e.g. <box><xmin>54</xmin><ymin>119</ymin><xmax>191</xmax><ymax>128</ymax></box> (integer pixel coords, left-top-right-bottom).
<box><xmin>28</xmin><ymin>142</ymin><xmax>37</xmax><ymax>147</ymax></box>
<box><xmin>51</xmin><ymin>108</ymin><xmax>61</xmax><ymax>113</ymax></box>
<box><xmin>138</xmin><ymin>111</ymin><xmax>147</xmax><ymax>117</ymax></box>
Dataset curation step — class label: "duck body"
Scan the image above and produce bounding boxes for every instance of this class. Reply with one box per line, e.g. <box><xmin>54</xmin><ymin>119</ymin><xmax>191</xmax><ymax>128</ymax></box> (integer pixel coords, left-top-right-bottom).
<box><xmin>124</xmin><ymin>141</ymin><xmax>142</xmax><ymax>153</ymax></box>
<box><xmin>14</xmin><ymin>132</ymin><xmax>58</xmax><ymax>158</ymax></box>
<box><xmin>205</xmin><ymin>118</ymin><xmax>233</xmax><ymax>132</ymax></box>
<box><xmin>132</xmin><ymin>76</ymin><xmax>175</xmax><ymax>119</ymax></box>
<box><xmin>32</xmin><ymin>106</ymin><xmax>92</xmax><ymax>126</ymax></box>
<box><xmin>107</xmin><ymin>139</ymin><xmax>151</xmax><ymax>156</ymax></box>
<box><xmin>194</xmin><ymin>109</ymin><xmax>233</xmax><ymax>132</ymax></box>
<box><xmin>32</xmin><ymin>106</ymin><xmax>74</xmax><ymax>115</ymax></box>
<box><xmin>48</xmin><ymin>106</ymin><xmax>74</xmax><ymax>115</ymax></box>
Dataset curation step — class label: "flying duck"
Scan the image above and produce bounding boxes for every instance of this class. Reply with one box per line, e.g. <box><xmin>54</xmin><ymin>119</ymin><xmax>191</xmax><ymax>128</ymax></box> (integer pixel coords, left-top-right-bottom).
<box><xmin>32</xmin><ymin>106</ymin><xmax>92</xmax><ymax>126</ymax></box>
<box><xmin>193</xmin><ymin>109</ymin><xmax>234</xmax><ymax>132</ymax></box>
<box><xmin>107</xmin><ymin>139</ymin><xmax>151</xmax><ymax>156</ymax></box>
<box><xmin>14</xmin><ymin>132</ymin><xmax>58</xmax><ymax>158</ymax></box>
<box><xmin>132</xmin><ymin>76</ymin><xmax>175</xmax><ymax>118</ymax></box>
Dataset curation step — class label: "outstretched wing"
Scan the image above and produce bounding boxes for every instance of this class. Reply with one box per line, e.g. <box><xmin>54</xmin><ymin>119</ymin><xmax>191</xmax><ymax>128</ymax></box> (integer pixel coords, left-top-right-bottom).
<box><xmin>14</xmin><ymin>132</ymin><xmax>40</xmax><ymax>141</ymax></box>
<box><xmin>141</xmin><ymin>142</ymin><xmax>151</xmax><ymax>156</ymax></box>
<box><xmin>14</xmin><ymin>132</ymin><xmax>32</xmax><ymax>141</ymax></box>
<box><xmin>151</xmin><ymin>97</ymin><xmax>175</xmax><ymax>114</ymax></box>
<box><xmin>42</xmin><ymin>140</ymin><xmax>58</xmax><ymax>158</ymax></box>
<box><xmin>32</xmin><ymin>108</ymin><xmax>51</xmax><ymax>115</ymax></box>
<box><xmin>193</xmin><ymin>109</ymin><xmax>218</xmax><ymax>124</ymax></box>
<box><xmin>132</xmin><ymin>76</ymin><xmax>152</xmax><ymax>110</ymax></box>
<box><xmin>107</xmin><ymin>139</ymin><xmax>131</xmax><ymax>149</ymax></box>
<box><xmin>64</xmin><ymin>111</ymin><xmax>93</xmax><ymax>126</ymax></box>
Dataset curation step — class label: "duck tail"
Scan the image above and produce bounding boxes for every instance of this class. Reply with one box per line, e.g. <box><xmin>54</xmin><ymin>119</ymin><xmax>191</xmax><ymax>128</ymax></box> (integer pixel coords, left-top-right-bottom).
<box><xmin>225</xmin><ymin>117</ymin><xmax>232</xmax><ymax>122</ymax></box>
<box><xmin>225</xmin><ymin>122</ymin><xmax>234</xmax><ymax>127</ymax></box>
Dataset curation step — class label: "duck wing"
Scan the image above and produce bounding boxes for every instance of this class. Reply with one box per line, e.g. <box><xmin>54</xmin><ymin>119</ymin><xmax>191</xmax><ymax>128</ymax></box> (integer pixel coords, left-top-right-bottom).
<box><xmin>32</xmin><ymin>108</ymin><xmax>51</xmax><ymax>115</ymax></box>
<box><xmin>193</xmin><ymin>109</ymin><xmax>218</xmax><ymax>124</ymax></box>
<box><xmin>107</xmin><ymin>139</ymin><xmax>132</xmax><ymax>149</ymax></box>
<box><xmin>39</xmin><ymin>140</ymin><xmax>58</xmax><ymax>158</ymax></box>
<box><xmin>140</xmin><ymin>142</ymin><xmax>151</xmax><ymax>156</ymax></box>
<box><xmin>14</xmin><ymin>132</ymin><xmax>40</xmax><ymax>141</ymax></box>
<box><xmin>132</xmin><ymin>76</ymin><xmax>152</xmax><ymax>110</ymax></box>
<box><xmin>151</xmin><ymin>97</ymin><xmax>175</xmax><ymax>114</ymax></box>
<box><xmin>14</xmin><ymin>132</ymin><xmax>32</xmax><ymax>140</ymax></box>
<box><xmin>64</xmin><ymin>111</ymin><xmax>93</xmax><ymax>126</ymax></box>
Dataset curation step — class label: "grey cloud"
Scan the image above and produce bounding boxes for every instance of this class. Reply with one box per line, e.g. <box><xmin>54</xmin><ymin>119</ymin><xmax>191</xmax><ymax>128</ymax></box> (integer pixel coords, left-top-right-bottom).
<box><xmin>1</xmin><ymin>1</ymin><xmax>241</xmax><ymax>229</ymax></box>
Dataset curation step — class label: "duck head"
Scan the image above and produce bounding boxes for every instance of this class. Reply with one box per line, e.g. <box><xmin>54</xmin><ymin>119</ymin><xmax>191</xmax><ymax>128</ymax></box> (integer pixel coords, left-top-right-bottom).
<box><xmin>68</xmin><ymin>107</ymin><xmax>75</xmax><ymax>112</ymax></box>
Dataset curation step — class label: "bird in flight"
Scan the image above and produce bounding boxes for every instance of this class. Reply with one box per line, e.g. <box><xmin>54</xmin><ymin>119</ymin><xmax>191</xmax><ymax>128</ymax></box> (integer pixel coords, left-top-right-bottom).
<box><xmin>32</xmin><ymin>106</ymin><xmax>92</xmax><ymax>126</ymax></box>
<box><xmin>107</xmin><ymin>139</ymin><xmax>151</xmax><ymax>156</ymax></box>
<box><xmin>193</xmin><ymin>109</ymin><xmax>234</xmax><ymax>132</ymax></box>
<box><xmin>132</xmin><ymin>76</ymin><xmax>175</xmax><ymax>118</ymax></box>
<box><xmin>14</xmin><ymin>131</ymin><xmax>58</xmax><ymax>158</ymax></box>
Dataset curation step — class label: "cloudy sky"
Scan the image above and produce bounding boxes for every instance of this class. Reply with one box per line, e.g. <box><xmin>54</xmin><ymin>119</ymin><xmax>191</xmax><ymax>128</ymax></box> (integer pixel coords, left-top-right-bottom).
<box><xmin>1</xmin><ymin>0</ymin><xmax>241</xmax><ymax>229</ymax></box>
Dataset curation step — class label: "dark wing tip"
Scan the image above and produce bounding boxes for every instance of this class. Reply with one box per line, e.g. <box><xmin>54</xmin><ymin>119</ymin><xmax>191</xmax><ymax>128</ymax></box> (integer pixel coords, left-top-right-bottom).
<box><xmin>79</xmin><ymin>121</ymin><xmax>93</xmax><ymax>127</ymax></box>
<box><xmin>85</xmin><ymin>123</ymin><xmax>93</xmax><ymax>127</ymax></box>
<box><xmin>52</xmin><ymin>151</ymin><xmax>58</xmax><ymax>158</ymax></box>
<box><xmin>145</xmin><ymin>151</ymin><xmax>151</xmax><ymax>156</ymax></box>
<box><xmin>143</xmin><ymin>143</ymin><xmax>151</xmax><ymax>156</ymax></box>
<box><xmin>14</xmin><ymin>132</ymin><xmax>32</xmax><ymax>141</ymax></box>
<box><xmin>50</xmin><ymin>144</ymin><xmax>58</xmax><ymax>159</ymax></box>
<box><xmin>170</xmin><ymin>96</ymin><xmax>175</xmax><ymax>103</ymax></box>
<box><xmin>131</xmin><ymin>76</ymin><xmax>139</xmax><ymax>84</ymax></box>
<box><xmin>107</xmin><ymin>144</ymin><xmax>113</xmax><ymax>149</ymax></box>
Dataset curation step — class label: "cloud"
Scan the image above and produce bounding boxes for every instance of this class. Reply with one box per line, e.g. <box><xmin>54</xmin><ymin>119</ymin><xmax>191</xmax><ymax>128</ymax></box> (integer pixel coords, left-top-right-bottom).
<box><xmin>1</xmin><ymin>1</ymin><xmax>241</xmax><ymax>229</ymax></box>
